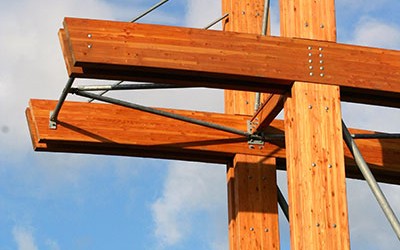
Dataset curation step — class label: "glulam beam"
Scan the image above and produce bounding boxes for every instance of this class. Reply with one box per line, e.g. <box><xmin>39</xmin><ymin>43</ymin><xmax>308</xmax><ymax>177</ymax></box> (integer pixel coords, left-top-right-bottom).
<box><xmin>60</xmin><ymin>17</ymin><xmax>400</xmax><ymax>107</ymax></box>
<box><xmin>26</xmin><ymin>99</ymin><xmax>400</xmax><ymax>184</ymax></box>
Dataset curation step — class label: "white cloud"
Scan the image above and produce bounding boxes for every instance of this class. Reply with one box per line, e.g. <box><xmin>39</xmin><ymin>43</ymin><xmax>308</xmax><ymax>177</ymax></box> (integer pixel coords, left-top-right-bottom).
<box><xmin>350</xmin><ymin>17</ymin><xmax>400</xmax><ymax>49</ymax></box>
<box><xmin>151</xmin><ymin>161</ymin><xmax>227</xmax><ymax>248</ymax></box>
<box><xmin>12</xmin><ymin>226</ymin><xmax>38</xmax><ymax>250</ymax></box>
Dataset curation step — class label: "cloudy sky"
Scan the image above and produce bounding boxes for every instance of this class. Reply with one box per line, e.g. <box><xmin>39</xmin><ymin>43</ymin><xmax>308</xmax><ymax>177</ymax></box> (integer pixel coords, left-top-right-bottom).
<box><xmin>0</xmin><ymin>0</ymin><xmax>399</xmax><ymax>249</ymax></box>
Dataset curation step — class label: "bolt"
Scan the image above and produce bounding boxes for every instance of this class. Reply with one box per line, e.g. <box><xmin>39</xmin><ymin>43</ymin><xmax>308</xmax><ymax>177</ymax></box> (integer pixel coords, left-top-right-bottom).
<box><xmin>87</xmin><ymin>34</ymin><xmax>92</xmax><ymax>38</ymax></box>
<box><xmin>320</xmin><ymin>60</ymin><xmax>324</xmax><ymax>64</ymax></box>
<box><xmin>319</xmin><ymin>47</ymin><xmax>323</xmax><ymax>51</ymax></box>
<box><xmin>320</xmin><ymin>24</ymin><xmax>325</xmax><ymax>28</ymax></box>
<box><xmin>309</xmin><ymin>66</ymin><xmax>313</xmax><ymax>70</ymax></box>
<box><xmin>316</xmin><ymin>223</ymin><xmax>320</xmax><ymax>227</ymax></box>
<box><xmin>249</xmin><ymin>145</ymin><xmax>255</xmax><ymax>149</ymax></box>
<box><xmin>264</xmin><ymin>228</ymin><xmax>269</xmax><ymax>232</ymax></box>
<box><xmin>87</xmin><ymin>44</ymin><xmax>92</xmax><ymax>49</ymax></box>
<box><xmin>242</xmin><ymin>10</ymin><xmax>246</xmax><ymax>15</ymax></box>
<box><xmin>328</xmin><ymin>164</ymin><xmax>333</xmax><ymax>168</ymax></box>
<box><xmin>325</xmin><ymin>106</ymin><xmax>329</xmax><ymax>111</ymax></box>
<box><xmin>305</xmin><ymin>22</ymin><xmax>309</xmax><ymax>27</ymax></box>
<box><xmin>259</xmin><ymin>146</ymin><xmax>264</xmax><ymax>150</ymax></box>
<box><xmin>250</xmin><ymin>227</ymin><xmax>254</xmax><ymax>231</ymax></box>
<box><xmin>308</xmin><ymin>105</ymin><xmax>313</xmax><ymax>109</ymax></box>
<box><xmin>308</xmin><ymin>53</ymin><xmax>312</xmax><ymax>57</ymax></box>
<box><xmin>312</xmin><ymin>162</ymin><xmax>317</xmax><ymax>167</ymax></box>
<box><xmin>319</xmin><ymin>53</ymin><xmax>323</xmax><ymax>58</ymax></box>
<box><xmin>320</xmin><ymin>66</ymin><xmax>324</xmax><ymax>70</ymax></box>
<box><xmin>309</xmin><ymin>72</ymin><xmax>314</xmax><ymax>76</ymax></box>
<box><xmin>320</xmin><ymin>73</ymin><xmax>324</xmax><ymax>77</ymax></box>
<box><xmin>308</xmin><ymin>59</ymin><xmax>313</xmax><ymax>63</ymax></box>
<box><xmin>308</xmin><ymin>46</ymin><xmax>312</xmax><ymax>50</ymax></box>
<box><xmin>332</xmin><ymin>224</ymin><xmax>337</xmax><ymax>228</ymax></box>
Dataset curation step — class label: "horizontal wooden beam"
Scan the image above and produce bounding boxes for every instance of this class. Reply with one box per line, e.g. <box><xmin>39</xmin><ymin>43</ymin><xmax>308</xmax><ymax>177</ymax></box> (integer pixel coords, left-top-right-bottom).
<box><xmin>27</xmin><ymin>99</ymin><xmax>400</xmax><ymax>184</ymax></box>
<box><xmin>60</xmin><ymin>17</ymin><xmax>400</xmax><ymax>108</ymax></box>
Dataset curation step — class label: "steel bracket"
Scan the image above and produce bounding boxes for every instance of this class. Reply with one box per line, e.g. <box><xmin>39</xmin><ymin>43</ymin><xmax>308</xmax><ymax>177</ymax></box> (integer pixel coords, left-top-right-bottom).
<box><xmin>49</xmin><ymin>111</ymin><xmax>57</xmax><ymax>129</ymax></box>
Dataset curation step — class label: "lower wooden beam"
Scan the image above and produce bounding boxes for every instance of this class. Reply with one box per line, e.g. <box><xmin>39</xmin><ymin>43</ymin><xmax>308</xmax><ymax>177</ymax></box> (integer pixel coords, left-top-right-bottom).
<box><xmin>227</xmin><ymin>155</ymin><xmax>280</xmax><ymax>250</ymax></box>
<box><xmin>26</xmin><ymin>99</ymin><xmax>400</xmax><ymax>184</ymax></box>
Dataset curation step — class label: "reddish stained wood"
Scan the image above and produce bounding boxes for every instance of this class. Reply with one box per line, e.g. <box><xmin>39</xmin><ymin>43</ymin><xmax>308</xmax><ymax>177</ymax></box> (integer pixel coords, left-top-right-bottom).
<box><xmin>227</xmin><ymin>155</ymin><xmax>279</xmax><ymax>250</ymax></box>
<box><xmin>26</xmin><ymin>99</ymin><xmax>400</xmax><ymax>184</ymax></box>
<box><xmin>282</xmin><ymin>0</ymin><xmax>350</xmax><ymax>249</ymax></box>
<box><xmin>59</xmin><ymin>17</ymin><xmax>400</xmax><ymax>107</ymax></box>
<box><xmin>223</xmin><ymin>2</ymin><xmax>280</xmax><ymax>249</ymax></box>
<box><xmin>250</xmin><ymin>94</ymin><xmax>285</xmax><ymax>133</ymax></box>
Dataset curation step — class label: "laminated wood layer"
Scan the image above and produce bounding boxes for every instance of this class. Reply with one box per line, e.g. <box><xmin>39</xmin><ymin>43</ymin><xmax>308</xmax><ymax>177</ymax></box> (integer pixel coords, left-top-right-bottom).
<box><xmin>26</xmin><ymin>99</ymin><xmax>400</xmax><ymax>184</ymax></box>
<box><xmin>60</xmin><ymin>17</ymin><xmax>400</xmax><ymax>107</ymax></box>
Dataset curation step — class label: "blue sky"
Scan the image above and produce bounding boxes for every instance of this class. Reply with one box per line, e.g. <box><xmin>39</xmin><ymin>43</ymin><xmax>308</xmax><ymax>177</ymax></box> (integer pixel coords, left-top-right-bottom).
<box><xmin>0</xmin><ymin>0</ymin><xmax>399</xmax><ymax>249</ymax></box>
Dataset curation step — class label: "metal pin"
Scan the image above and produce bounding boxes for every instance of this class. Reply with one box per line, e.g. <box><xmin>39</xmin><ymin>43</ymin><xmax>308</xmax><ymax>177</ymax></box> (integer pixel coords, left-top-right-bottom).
<box><xmin>325</xmin><ymin>107</ymin><xmax>329</xmax><ymax>111</ymax></box>
<box><xmin>88</xmin><ymin>44</ymin><xmax>92</xmax><ymax>49</ymax></box>
<box><xmin>87</xmin><ymin>34</ymin><xmax>92</xmax><ymax>38</ymax></box>
<box><xmin>250</xmin><ymin>227</ymin><xmax>255</xmax><ymax>231</ymax></box>
<box><xmin>309</xmin><ymin>66</ymin><xmax>313</xmax><ymax>70</ymax></box>
<box><xmin>316</xmin><ymin>223</ymin><xmax>320</xmax><ymax>227</ymax></box>
<box><xmin>319</xmin><ymin>53</ymin><xmax>323</xmax><ymax>58</ymax></box>
<box><xmin>328</xmin><ymin>164</ymin><xmax>333</xmax><ymax>168</ymax></box>
<box><xmin>332</xmin><ymin>224</ymin><xmax>337</xmax><ymax>228</ymax></box>
<box><xmin>309</xmin><ymin>72</ymin><xmax>314</xmax><ymax>76</ymax></box>
<box><xmin>308</xmin><ymin>105</ymin><xmax>313</xmax><ymax>109</ymax></box>
<box><xmin>320</xmin><ymin>66</ymin><xmax>324</xmax><ymax>70</ymax></box>
<box><xmin>320</xmin><ymin>24</ymin><xmax>325</xmax><ymax>28</ymax></box>
<box><xmin>319</xmin><ymin>47</ymin><xmax>323</xmax><ymax>51</ymax></box>
<box><xmin>305</xmin><ymin>22</ymin><xmax>309</xmax><ymax>27</ymax></box>
<box><xmin>308</xmin><ymin>53</ymin><xmax>313</xmax><ymax>57</ymax></box>
<box><xmin>320</xmin><ymin>73</ymin><xmax>324</xmax><ymax>77</ymax></box>
<box><xmin>249</xmin><ymin>145</ymin><xmax>255</xmax><ymax>149</ymax></box>
<box><xmin>320</xmin><ymin>60</ymin><xmax>324</xmax><ymax>64</ymax></box>
<box><xmin>308</xmin><ymin>46</ymin><xmax>312</xmax><ymax>50</ymax></box>
<box><xmin>312</xmin><ymin>162</ymin><xmax>317</xmax><ymax>167</ymax></box>
<box><xmin>264</xmin><ymin>228</ymin><xmax>269</xmax><ymax>232</ymax></box>
<box><xmin>309</xmin><ymin>59</ymin><xmax>313</xmax><ymax>63</ymax></box>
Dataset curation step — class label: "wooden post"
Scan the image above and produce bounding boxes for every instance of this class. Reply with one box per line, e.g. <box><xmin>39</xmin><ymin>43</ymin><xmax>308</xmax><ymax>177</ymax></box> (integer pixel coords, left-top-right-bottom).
<box><xmin>223</xmin><ymin>1</ymin><xmax>280</xmax><ymax>249</ymax></box>
<box><xmin>281</xmin><ymin>0</ymin><xmax>350</xmax><ymax>249</ymax></box>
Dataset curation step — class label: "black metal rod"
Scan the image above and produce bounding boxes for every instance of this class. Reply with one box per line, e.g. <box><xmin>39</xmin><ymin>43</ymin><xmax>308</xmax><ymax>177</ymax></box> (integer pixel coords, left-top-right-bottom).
<box><xmin>74</xmin><ymin>83</ymin><xmax>188</xmax><ymax>92</ymax></box>
<box><xmin>203</xmin><ymin>13</ymin><xmax>229</xmax><ymax>30</ymax></box>
<box><xmin>50</xmin><ymin>77</ymin><xmax>75</xmax><ymax>127</ymax></box>
<box><xmin>130</xmin><ymin>0</ymin><xmax>169</xmax><ymax>23</ymax></box>
<box><xmin>277</xmin><ymin>186</ymin><xmax>289</xmax><ymax>222</ymax></box>
<box><xmin>74</xmin><ymin>90</ymin><xmax>254</xmax><ymax>138</ymax></box>
<box><xmin>351</xmin><ymin>133</ymin><xmax>400</xmax><ymax>139</ymax></box>
<box><xmin>342</xmin><ymin>120</ymin><xmax>400</xmax><ymax>240</ymax></box>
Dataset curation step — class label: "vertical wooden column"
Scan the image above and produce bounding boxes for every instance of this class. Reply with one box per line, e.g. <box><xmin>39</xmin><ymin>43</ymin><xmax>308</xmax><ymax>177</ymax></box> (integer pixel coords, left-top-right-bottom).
<box><xmin>281</xmin><ymin>0</ymin><xmax>350</xmax><ymax>249</ymax></box>
<box><xmin>223</xmin><ymin>1</ymin><xmax>280</xmax><ymax>249</ymax></box>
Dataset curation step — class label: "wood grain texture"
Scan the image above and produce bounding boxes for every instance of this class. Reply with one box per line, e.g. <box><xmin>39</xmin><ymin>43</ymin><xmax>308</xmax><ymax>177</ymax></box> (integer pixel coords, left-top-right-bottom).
<box><xmin>60</xmin><ymin>17</ymin><xmax>400</xmax><ymax>107</ymax></box>
<box><xmin>250</xmin><ymin>94</ymin><xmax>285</xmax><ymax>133</ymax></box>
<box><xmin>227</xmin><ymin>155</ymin><xmax>280</xmax><ymax>250</ymax></box>
<box><xmin>284</xmin><ymin>83</ymin><xmax>350</xmax><ymax>250</ymax></box>
<box><xmin>281</xmin><ymin>0</ymin><xmax>350</xmax><ymax>249</ymax></box>
<box><xmin>26</xmin><ymin>99</ymin><xmax>400</xmax><ymax>184</ymax></box>
<box><xmin>222</xmin><ymin>2</ymin><xmax>281</xmax><ymax>249</ymax></box>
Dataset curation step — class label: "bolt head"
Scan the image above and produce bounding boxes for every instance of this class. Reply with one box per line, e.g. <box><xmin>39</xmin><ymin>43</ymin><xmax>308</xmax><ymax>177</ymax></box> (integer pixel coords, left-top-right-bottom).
<box><xmin>87</xmin><ymin>34</ymin><xmax>92</xmax><ymax>38</ymax></box>
<box><xmin>87</xmin><ymin>44</ymin><xmax>92</xmax><ymax>49</ymax></box>
<box><xmin>250</xmin><ymin>227</ymin><xmax>254</xmax><ymax>231</ymax></box>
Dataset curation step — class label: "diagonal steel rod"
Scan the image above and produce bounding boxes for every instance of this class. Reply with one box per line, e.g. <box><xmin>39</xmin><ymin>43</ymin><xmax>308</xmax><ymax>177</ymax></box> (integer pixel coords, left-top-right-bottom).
<box><xmin>49</xmin><ymin>77</ymin><xmax>75</xmax><ymax>128</ymax></box>
<box><xmin>254</xmin><ymin>0</ymin><xmax>271</xmax><ymax>112</ymax></box>
<box><xmin>74</xmin><ymin>90</ymin><xmax>262</xmax><ymax>140</ymax></box>
<box><xmin>130</xmin><ymin>0</ymin><xmax>169</xmax><ymax>23</ymax></box>
<box><xmin>73</xmin><ymin>83</ymin><xmax>187</xmax><ymax>91</ymax></box>
<box><xmin>277</xmin><ymin>185</ymin><xmax>289</xmax><ymax>222</ymax></box>
<box><xmin>203</xmin><ymin>13</ymin><xmax>229</xmax><ymax>30</ymax></box>
<box><xmin>342</xmin><ymin>120</ymin><xmax>400</xmax><ymax>240</ymax></box>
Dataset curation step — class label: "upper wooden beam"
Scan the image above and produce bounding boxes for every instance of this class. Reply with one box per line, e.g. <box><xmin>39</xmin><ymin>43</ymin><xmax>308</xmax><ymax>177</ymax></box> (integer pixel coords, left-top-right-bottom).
<box><xmin>26</xmin><ymin>99</ymin><xmax>400</xmax><ymax>184</ymax></box>
<box><xmin>60</xmin><ymin>17</ymin><xmax>400</xmax><ymax>107</ymax></box>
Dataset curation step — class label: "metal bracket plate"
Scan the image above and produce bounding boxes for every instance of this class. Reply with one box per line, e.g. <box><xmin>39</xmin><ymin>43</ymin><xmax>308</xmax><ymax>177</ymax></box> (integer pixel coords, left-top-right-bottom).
<box><xmin>49</xmin><ymin>111</ymin><xmax>57</xmax><ymax>129</ymax></box>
